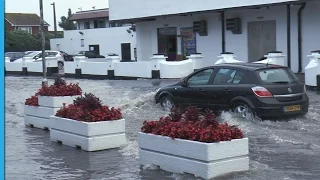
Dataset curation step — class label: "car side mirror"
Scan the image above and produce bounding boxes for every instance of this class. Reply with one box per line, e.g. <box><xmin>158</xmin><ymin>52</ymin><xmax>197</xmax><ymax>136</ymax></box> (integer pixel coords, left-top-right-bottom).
<box><xmin>181</xmin><ymin>79</ymin><xmax>188</xmax><ymax>87</ymax></box>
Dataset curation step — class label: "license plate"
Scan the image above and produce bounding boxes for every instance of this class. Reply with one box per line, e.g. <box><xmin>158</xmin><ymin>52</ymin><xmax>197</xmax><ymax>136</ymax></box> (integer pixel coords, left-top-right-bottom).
<box><xmin>284</xmin><ymin>105</ymin><xmax>301</xmax><ymax>112</ymax></box>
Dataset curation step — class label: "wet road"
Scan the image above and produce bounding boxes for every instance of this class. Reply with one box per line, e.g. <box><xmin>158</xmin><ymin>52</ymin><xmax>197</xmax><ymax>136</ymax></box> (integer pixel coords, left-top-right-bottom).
<box><xmin>5</xmin><ymin>76</ymin><xmax>320</xmax><ymax>180</ymax></box>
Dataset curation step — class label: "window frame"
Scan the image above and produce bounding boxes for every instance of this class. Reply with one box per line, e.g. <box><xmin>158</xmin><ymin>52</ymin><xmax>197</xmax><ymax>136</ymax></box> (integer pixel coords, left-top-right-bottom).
<box><xmin>186</xmin><ymin>68</ymin><xmax>215</xmax><ymax>86</ymax></box>
<box><xmin>212</xmin><ymin>68</ymin><xmax>247</xmax><ymax>85</ymax></box>
<box><xmin>84</xmin><ymin>21</ymin><xmax>90</xmax><ymax>29</ymax></box>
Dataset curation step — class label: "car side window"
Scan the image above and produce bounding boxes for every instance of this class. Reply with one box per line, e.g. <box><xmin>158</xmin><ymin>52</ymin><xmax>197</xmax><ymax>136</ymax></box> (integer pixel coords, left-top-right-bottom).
<box><xmin>187</xmin><ymin>69</ymin><xmax>214</xmax><ymax>86</ymax></box>
<box><xmin>213</xmin><ymin>68</ymin><xmax>237</xmax><ymax>85</ymax></box>
<box><xmin>232</xmin><ymin>70</ymin><xmax>246</xmax><ymax>84</ymax></box>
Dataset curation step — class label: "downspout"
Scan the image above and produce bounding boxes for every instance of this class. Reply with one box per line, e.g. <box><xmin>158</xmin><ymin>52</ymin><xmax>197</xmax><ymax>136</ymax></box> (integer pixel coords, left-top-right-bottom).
<box><xmin>298</xmin><ymin>3</ymin><xmax>306</xmax><ymax>73</ymax></box>
<box><xmin>287</xmin><ymin>4</ymin><xmax>291</xmax><ymax>69</ymax></box>
<box><xmin>221</xmin><ymin>11</ymin><xmax>226</xmax><ymax>53</ymax></box>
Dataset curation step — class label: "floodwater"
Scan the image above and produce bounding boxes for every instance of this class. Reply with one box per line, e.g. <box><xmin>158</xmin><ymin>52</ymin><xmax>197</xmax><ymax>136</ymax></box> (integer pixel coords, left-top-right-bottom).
<box><xmin>5</xmin><ymin>76</ymin><xmax>320</xmax><ymax>180</ymax></box>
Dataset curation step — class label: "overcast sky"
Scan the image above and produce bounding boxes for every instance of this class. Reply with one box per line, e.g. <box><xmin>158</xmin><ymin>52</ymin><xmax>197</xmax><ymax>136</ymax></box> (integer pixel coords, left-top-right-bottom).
<box><xmin>5</xmin><ymin>0</ymin><xmax>109</xmax><ymax>31</ymax></box>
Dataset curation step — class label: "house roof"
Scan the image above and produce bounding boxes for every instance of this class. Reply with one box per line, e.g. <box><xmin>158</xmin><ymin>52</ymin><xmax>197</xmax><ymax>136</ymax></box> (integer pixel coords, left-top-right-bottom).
<box><xmin>5</xmin><ymin>13</ymin><xmax>49</xmax><ymax>26</ymax></box>
<box><xmin>70</xmin><ymin>8</ymin><xmax>109</xmax><ymax>21</ymax></box>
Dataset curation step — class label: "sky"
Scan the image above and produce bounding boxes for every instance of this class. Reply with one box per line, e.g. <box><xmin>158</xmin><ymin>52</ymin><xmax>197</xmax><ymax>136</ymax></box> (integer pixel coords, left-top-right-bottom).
<box><xmin>5</xmin><ymin>0</ymin><xmax>109</xmax><ymax>31</ymax></box>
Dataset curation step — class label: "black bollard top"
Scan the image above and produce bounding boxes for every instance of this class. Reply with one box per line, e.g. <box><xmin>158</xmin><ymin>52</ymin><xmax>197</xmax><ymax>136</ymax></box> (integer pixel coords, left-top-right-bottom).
<box><xmin>311</xmin><ymin>50</ymin><xmax>320</xmax><ymax>54</ymax></box>
<box><xmin>268</xmin><ymin>51</ymin><xmax>283</xmax><ymax>54</ymax></box>
<box><xmin>221</xmin><ymin>52</ymin><xmax>234</xmax><ymax>55</ymax></box>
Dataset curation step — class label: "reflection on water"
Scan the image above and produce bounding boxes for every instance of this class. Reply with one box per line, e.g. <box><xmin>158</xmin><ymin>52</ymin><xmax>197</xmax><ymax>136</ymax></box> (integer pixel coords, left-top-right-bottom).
<box><xmin>5</xmin><ymin>76</ymin><xmax>320</xmax><ymax>180</ymax></box>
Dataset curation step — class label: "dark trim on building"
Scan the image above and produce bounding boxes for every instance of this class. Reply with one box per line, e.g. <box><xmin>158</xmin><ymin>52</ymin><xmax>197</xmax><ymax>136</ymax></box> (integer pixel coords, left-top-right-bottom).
<box><xmin>287</xmin><ymin>4</ymin><xmax>291</xmax><ymax>68</ymax></box>
<box><xmin>221</xmin><ymin>11</ymin><xmax>226</xmax><ymax>53</ymax></box>
<box><xmin>297</xmin><ymin>2</ymin><xmax>306</xmax><ymax>73</ymax></box>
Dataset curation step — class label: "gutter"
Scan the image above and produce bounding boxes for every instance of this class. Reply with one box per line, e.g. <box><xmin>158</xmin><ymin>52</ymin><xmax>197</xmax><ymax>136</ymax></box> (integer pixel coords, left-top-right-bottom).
<box><xmin>297</xmin><ymin>2</ymin><xmax>306</xmax><ymax>73</ymax></box>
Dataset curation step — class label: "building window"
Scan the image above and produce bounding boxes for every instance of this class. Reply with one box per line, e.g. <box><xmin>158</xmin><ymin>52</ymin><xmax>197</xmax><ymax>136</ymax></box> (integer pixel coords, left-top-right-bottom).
<box><xmin>84</xmin><ymin>21</ymin><xmax>90</xmax><ymax>29</ymax></box>
<box><xmin>98</xmin><ymin>20</ymin><xmax>106</xmax><ymax>28</ymax></box>
<box><xmin>77</xmin><ymin>22</ymin><xmax>80</xmax><ymax>30</ymax></box>
<box><xmin>94</xmin><ymin>20</ymin><xmax>98</xmax><ymax>28</ymax></box>
<box><xmin>81</xmin><ymin>39</ymin><xmax>84</xmax><ymax>47</ymax></box>
<box><xmin>17</xmin><ymin>26</ymin><xmax>32</xmax><ymax>34</ymax></box>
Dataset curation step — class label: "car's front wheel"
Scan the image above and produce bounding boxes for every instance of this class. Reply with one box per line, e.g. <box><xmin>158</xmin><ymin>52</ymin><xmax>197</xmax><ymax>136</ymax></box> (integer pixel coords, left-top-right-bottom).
<box><xmin>233</xmin><ymin>102</ymin><xmax>255</xmax><ymax>119</ymax></box>
<box><xmin>159</xmin><ymin>95</ymin><xmax>174</xmax><ymax>111</ymax></box>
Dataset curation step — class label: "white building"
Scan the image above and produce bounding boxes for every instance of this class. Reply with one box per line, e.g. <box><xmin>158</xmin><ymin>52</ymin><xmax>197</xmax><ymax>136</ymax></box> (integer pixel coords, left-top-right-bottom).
<box><xmin>109</xmin><ymin>0</ymin><xmax>320</xmax><ymax>72</ymax></box>
<box><xmin>50</xmin><ymin>8</ymin><xmax>136</xmax><ymax>60</ymax></box>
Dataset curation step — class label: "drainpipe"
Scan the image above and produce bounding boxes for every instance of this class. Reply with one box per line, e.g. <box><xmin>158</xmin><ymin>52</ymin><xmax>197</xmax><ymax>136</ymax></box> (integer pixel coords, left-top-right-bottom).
<box><xmin>221</xmin><ymin>11</ymin><xmax>226</xmax><ymax>53</ymax></box>
<box><xmin>298</xmin><ymin>3</ymin><xmax>306</xmax><ymax>73</ymax></box>
<box><xmin>287</xmin><ymin>4</ymin><xmax>291</xmax><ymax>69</ymax></box>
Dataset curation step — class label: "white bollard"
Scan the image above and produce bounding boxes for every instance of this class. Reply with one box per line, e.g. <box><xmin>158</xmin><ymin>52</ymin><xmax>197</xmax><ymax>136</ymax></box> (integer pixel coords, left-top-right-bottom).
<box><xmin>305</xmin><ymin>50</ymin><xmax>320</xmax><ymax>87</ymax></box>
<box><xmin>187</xmin><ymin>53</ymin><xmax>204</xmax><ymax>70</ymax></box>
<box><xmin>254</xmin><ymin>51</ymin><xmax>286</xmax><ymax>66</ymax></box>
<box><xmin>106</xmin><ymin>54</ymin><xmax>121</xmax><ymax>70</ymax></box>
<box><xmin>74</xmin><ymin>56</ymin><xmax>87</xmax><ymax>69</ymax></box>
<box><xmin>22</xmin><ymin>57</ymin><xmax>33</xmax><ymax>67</ymax></box>
<box><xmin>5</xmin><ymin>57</ymin><xmax>10</xmax><ymax>62</ymax></box>
<box><xmin>150</xmin><ymin>54</ymin><xmax>167</xmax><ymax>70</ymax></box>
<box><xmin>215</xmin><ymin>52</ymin><xmax>242</xmax><ymax>64</ymax></box>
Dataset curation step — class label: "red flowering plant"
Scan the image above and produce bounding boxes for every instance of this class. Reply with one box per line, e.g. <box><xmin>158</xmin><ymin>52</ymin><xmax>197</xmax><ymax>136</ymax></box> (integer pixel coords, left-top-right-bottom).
<box><xmin>141</xmin><ymin>106</ymin><xmax>244</xmax><ymax>143</ymax></box>
<box><xmin>25</xmin><ymin>95</ymin><xmax>39</xmax><ymax>106</ymax></box>
<box><xmin>55</xmin><ymin>93</ymin><xmax>122</xmax><ymax>122</ymax></box>
<box><xmin>25</xmin><ymin>77</ymin><xmax>82</xmax><ymax>106</ymax></box>
<box><xmin>37</xmin><ymin>77</ymin><xmax>82</xmax><ymax>96</ymax></box>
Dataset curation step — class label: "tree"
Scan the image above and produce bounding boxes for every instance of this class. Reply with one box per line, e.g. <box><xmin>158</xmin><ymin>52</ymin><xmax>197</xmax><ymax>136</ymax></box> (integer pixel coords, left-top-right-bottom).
<box><xmin>58</xmin><ymin>8</ymin><xmax>76</xmax><ymax>30</ymax></box>
<box><xmin>5</xmin><ymin>30</ymin><xmax>41</xmax><ymax>52</ymax></box>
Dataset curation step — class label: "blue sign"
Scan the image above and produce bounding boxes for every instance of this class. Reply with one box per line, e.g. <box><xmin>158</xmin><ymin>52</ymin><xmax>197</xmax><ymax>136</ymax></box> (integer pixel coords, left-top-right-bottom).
<box><xmin>180</xmin><ymin>27</ymin><xmax>197</xmax><ymax>56</ymax></box>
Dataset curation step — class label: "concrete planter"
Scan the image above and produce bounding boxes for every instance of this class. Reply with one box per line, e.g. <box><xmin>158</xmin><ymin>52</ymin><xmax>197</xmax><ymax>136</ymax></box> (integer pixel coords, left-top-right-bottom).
<box><xmin>24</xmin><ymin>105</ymin><xmax>60</xmax><ymax>129</ymax></box>
<box><xmin>50</xmin><ymin>116</ymin><xmax>126</xmax><ymax>151</ymax></box>
<box><xmin>139</xmin><ymin>132</ymin><xmax>249</xmax><ymax>179</ymax></box>
<box><xmin>38</xmin><ymin>95</ymin><xmax>80</xmax><ymax>108</ymax></box>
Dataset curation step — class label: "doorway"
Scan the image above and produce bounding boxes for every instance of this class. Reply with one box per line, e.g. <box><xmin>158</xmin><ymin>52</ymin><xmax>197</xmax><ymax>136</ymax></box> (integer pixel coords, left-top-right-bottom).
<box><xmin>157</xmin><ymin>27</ymin><xmax>177</xmax><ymax>61</ymax></box>
<box><xmin>121</xmin><ymin>43</ymin><xmax>131</xmax><ymax>61</ymax></box>
<box><xmin>248</xmin><ymin>20</ymin><xmax>276</xmax><ymax>62</ymax></box>
<box><xmin>89</xmin><ymin>45</ymin><xmax>100</xmax><ymax>55</ymax></box>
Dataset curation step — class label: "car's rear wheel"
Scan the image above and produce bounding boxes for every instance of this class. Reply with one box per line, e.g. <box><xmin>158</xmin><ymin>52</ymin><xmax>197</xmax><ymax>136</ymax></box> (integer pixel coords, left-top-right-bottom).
<box><xmin>159</xmin><ymin>95</ymin><xmax>174</xmax><ymax>111</ymax></box>
<box><xmin>233</xmin><ymin>102</ymin><xmax>255</xmax><ymax>119</ymax></box>
<box><xmin>58</xmin><ymin>62</ymin><xmax>64</xmax><ymax>71</ymax></box>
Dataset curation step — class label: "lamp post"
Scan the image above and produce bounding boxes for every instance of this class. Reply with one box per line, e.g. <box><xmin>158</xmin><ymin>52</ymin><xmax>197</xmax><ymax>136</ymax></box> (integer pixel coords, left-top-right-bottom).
<box><xmin>39</xmin><ymin>0</ymin><xmax>47</xmax><ymax>86</ymax></box>
<box><xmin>51</xmin><ymin>2</ymin><xmax>57</xmax><ymax>37</ymax></box>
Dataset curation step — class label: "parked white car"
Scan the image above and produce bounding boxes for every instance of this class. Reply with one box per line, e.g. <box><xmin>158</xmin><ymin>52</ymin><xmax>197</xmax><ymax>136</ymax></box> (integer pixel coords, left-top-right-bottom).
<box><xmin>14</xmin><ymin>51</ymin><xmax>65</xmax><ymax>70</ymax></box>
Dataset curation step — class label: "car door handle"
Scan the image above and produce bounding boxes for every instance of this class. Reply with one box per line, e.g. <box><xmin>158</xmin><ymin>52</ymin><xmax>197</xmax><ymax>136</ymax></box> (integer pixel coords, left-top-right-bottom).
<box><xmin>224</xmin><ymin>89</ymin><xmax>231</xmax><ymax>92</ymax></box>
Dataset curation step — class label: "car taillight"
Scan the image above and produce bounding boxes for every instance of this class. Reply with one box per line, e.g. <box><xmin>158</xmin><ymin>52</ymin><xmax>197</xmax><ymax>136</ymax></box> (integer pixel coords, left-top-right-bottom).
<box><xmin>251</xmin><ymin>86</ymin><xmax>273</xmax><ymax>97</ymax></box>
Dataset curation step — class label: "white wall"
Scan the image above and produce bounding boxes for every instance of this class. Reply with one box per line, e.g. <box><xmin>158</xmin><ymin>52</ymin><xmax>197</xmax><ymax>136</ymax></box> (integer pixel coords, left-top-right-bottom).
<box><xmin>159</xmin><ymin>60</ymin><xmax>194</xmax><ymax>79</ymax></box>
<box><xmin>50</xmin><ymin>26</ymin><xmax>136</xmax><ymax>60</ymax></box>
<box><xmin>136</xmin><ymin>13</ymin><xmax>222</xmax><ymax>67</ymax></box>
<box><xmin>114</xmin><ymin>62</ymin><xmax>152</xmax><ymax>78</ymax></box>
<box><xmin>5</xmin><ymin>62</ymin><xmax>23</xmax><ymax>71</ymax></box>
<box><xmin>81</xmin><ymin>62</ymin><xmax>111</xmax><ymax>75</ymax></box>
<box><xmin>109</xmin><ymin>0</ymin><xmax>300</xmax><ymax>20</ymax></box>
<box><xmin>135</xmin><ymin>1</ymin><xmax>319</xmax><ymax>73</ymax></box>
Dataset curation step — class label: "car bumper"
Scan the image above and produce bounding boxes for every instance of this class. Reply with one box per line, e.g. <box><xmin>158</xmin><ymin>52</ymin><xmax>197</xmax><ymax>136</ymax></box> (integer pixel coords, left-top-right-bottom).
<box><xmin>254</xmin><ymin>102</ymin><xmax>309</xmax><ymax>117</ymax></box>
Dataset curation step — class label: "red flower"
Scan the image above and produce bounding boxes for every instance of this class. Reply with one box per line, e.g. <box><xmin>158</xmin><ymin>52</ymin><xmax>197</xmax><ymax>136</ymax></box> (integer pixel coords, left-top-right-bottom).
<box><xmin>141</xmin><ymin>106</ymin><xmax>244</xmax><ymax>143</ymax></box>
<box><xmin>25</xmin><ymin>95</ymin><xmax>39</xmax><ymax>106</ymax></box>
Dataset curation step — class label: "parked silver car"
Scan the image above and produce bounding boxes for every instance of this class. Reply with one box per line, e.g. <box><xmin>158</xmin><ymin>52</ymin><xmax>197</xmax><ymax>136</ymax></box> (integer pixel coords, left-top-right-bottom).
<box><xmin>14</xmin><ymin>50</ymin><xmax>65</xmax><ymax>70</ymax></box>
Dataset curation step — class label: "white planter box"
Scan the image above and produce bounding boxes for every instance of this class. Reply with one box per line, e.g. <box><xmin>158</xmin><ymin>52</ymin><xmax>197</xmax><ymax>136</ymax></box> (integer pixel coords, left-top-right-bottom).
<box><xmin>139</xmin><ymin>132</ymin><xmax>249</xmax><ymax>179</ymax></box>
<box><xmin>24</xmin><ymin>115</ymin><xmax>50</xmax><ymax>130</ymax></box>
<box><xmin>24</xmin><ymin>105</ymin><xmax>60</xmax><ymax>119</ymax></box>
<box><xmin>50</xmin><ymin>116</ymin><xmax>126</xmax><ymax>151</ymax></box>
<box><xmin>38</xmin><ymin>95</ymin><xmax>80</xmax><ymax>108</ymax></box>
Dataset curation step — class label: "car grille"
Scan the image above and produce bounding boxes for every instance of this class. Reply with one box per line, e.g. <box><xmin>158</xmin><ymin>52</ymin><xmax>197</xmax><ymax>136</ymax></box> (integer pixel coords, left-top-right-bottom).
<box><xmin>275</xmin><ymin>95</ymin><xmax>302</xmax><ymax>102</ymax></box>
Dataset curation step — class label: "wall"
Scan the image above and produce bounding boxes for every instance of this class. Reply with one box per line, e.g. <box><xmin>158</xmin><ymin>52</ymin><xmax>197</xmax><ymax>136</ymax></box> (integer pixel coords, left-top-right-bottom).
<box><xmin>135</xmin><ymin>1</ymin><xmax>319</xmax><ymax>72</ymax></box>
<box><xmin>109</xmin><ymin>0</ymin><xmax>300</xmax><ymax>20</ymax></box>
<box><xmin>136</xmin><ymin>13</ymin><xmax>222</xmax><ymax>67</ymax></box>
<box><xmin>50</xmin><ymin>26</ymin><xmax>136</xmax><ymax>59</ymax></box>
<box><xmin>5</xmin><ymin>62</ymin><xmax>23</xmax><ymax>71</ymax></box>
<box><xmin>76</xmin><ymin>18</ymin><xmax>110</xmax><ymax>30</ymax></box>
<box><xmin>81</xmin><ymin>62</ymin><xmax>111</xmax><ymax>75</ymax></box>
<box><xmin>114</xmin><ymin>62</ymin><xmax>152</xmax><ymax>78</ymax></box>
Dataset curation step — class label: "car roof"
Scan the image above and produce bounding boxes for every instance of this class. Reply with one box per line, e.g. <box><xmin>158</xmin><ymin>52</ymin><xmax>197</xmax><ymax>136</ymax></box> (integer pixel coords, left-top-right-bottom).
<box><xmin>208</xmin><ymin>62</ymin><xmax>287</xmax><ymax>71</ymax></box>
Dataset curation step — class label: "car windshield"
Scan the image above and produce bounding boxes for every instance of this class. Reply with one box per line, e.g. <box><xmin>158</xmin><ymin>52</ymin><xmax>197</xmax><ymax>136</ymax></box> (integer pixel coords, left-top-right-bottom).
<box><xmin>256</xmin><ymin>68</ymin><xmax>299</xmax><ymax>84</ymax></box>
<box><xmin>24</xmin><ymin>51</ymin><xmax>39</xmax><ymax>57</ymax></box>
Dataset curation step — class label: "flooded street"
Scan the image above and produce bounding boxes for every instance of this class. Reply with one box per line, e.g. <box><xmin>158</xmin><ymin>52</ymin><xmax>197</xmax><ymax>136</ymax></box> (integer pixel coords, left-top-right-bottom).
<box><xmin>5</xmin><ymin>76</ymin><xmax>320</xmax><ymax>180</ymax></box>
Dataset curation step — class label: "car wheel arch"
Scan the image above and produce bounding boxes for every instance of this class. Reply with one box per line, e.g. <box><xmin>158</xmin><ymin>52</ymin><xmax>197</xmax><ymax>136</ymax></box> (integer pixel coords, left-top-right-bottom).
<box><xmin>231</xmin><ymin>97</ymin><xmax>255</xmax><ymax>109</ymax></box>
<box><xmin>158</xmin><ymin>92</ymin><xmax>175</xmax><ymax>103</ymax></box>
